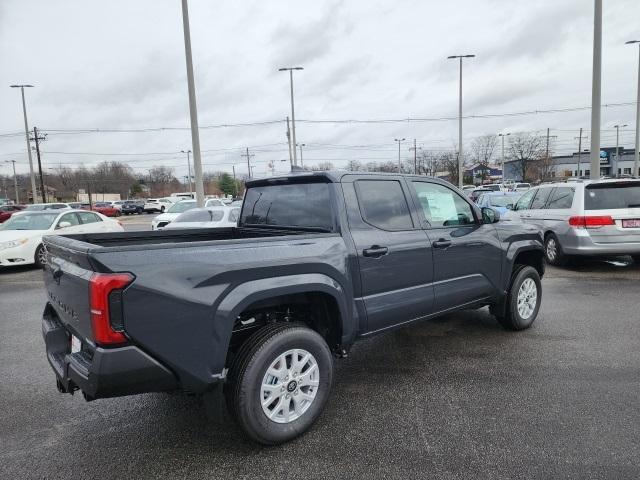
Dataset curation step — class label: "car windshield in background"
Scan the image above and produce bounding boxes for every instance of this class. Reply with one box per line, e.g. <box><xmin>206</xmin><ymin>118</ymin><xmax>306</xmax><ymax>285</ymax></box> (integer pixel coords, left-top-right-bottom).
<box><xmin>584</xmin><ymin>182</ymin><xmax>640</xmax><ymax>210</ymax></box>
<box><xmin>175</xmin><ymin>209</ymin><xmax>225</xmax><ymax>223</ymax></box>
<box><xmin>1</xmin><ymin>213</ymin><xmax>58</xmax><ymax>230</ymax></box>
<box><xmin>168</xmin><ymin>201</ymin><xmax>197</xmax><ymax>213</ymax></box>
<box><xmin>94</xmin><ymin>203</ymin><xmax>109</xmax><ymax>208</ymax></box>
<box><xmin>490</xmin><ymin>195</ymin><xmax>519</xmax><ymax>207</ymax></box>
<box><xmin>241</xmin><ymin>182</ymin><xmax>333</xmax><ymax>230</ymax></box>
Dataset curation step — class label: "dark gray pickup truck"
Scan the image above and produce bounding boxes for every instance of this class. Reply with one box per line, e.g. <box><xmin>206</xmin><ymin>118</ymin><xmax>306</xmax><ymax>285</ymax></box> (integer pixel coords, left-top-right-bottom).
<box><xmin>42</xmin><ymin>171</ymin><xmax>544</xmax><ymax>444</ymax></box>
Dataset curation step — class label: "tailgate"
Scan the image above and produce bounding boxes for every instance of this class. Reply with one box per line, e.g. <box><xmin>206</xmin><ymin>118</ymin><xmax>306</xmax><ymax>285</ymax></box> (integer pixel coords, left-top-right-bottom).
<box><xmin>43</xmin><ymin>236</ymin><xmax>96</xmax><ymax>341</ymax></box>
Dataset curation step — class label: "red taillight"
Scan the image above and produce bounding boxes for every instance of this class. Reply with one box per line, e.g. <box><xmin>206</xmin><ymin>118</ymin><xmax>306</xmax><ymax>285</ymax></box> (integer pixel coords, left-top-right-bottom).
<box><xmin>89</xmin><ymin>272</ymin><xmax>133</xmax><ymax>346</ymax></box>
<box><xmin>568</xmin><ymin>215</ymin><xmax>615</xmax><ymax>228</ymax></box>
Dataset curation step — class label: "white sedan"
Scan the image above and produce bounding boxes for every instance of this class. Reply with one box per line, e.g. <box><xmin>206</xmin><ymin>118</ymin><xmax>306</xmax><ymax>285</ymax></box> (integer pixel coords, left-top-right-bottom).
<box><xmin>0</xmin><ymin>210</ymin><xmax>123</xmax><ymax>268</ymax></box>
<box><xmin>151</xmin><ymin>198</ymin><xmax>231</xmax><ymax>230</ymax></box>
<box><xmin>162</xmin><ymin>206</ymin><xmax>240</xmax><ymax>230</ymax></box>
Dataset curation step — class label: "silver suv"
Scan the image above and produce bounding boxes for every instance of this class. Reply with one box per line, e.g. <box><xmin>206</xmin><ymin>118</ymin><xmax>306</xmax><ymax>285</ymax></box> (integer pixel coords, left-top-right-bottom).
<box><xmin>509</xmin><ymin>179</ymin><xmax>640</xmax><ymax>265</ymax></box>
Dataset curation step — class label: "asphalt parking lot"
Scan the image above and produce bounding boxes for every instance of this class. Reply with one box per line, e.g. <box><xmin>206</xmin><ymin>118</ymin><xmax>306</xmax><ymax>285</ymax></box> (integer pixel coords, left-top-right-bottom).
<box><xmin>1</xmin><ymin>222</ymin><xmax>639</xmax><ymax>479</ymax></box>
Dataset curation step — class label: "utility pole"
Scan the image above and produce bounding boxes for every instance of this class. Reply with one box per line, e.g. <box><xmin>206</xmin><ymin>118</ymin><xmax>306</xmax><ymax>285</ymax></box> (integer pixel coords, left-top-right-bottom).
<box><xmin>575</xmin><ymin>128</ymin><xmax>588</xmax><ymax>177</ymax></box>
<box><xmin>31</xmin><ymin>127</ymin><xmax>46</xmax><ymax>203</ymax></box>
<box><xmin>614</xmin><ymin>124</ymin><xmax>627</xmax><ymax>176</ymax></box>
<box><xmin>394</xmin><ymin>138</ymin><xmax>405</xmax><ymax>173</ymax></box>
<box><xmin>626</xmin><ymin>40</ymin><xmax>640</xmax><ymax>177</ymax></box>
<box><xmin>181</xmin><ymin>150</ymin><xmax>193</xmax><ymax>193</ymax></box>
<box><xmin>279</xmin><ymin>67</ymin><xmax>304</xmax><ymax>166</ymax></box>
<box><xmin>242</xmin><ymin>148</ymin><xmax>255</xmax><ymax>178</ymax></box>
<box><xmin>590</xmin><ymin>0</ymin><xmax>602</xmax><ymax>179</ymax></box>
<box><xmin>4</xmin><ymin>160</ymin><xmax>19</xmax><ymax>203</ymax></box>
<box><xmin>498</xmin><ymin>133</ymin><xmax>511</xmax><ymax>181</ymax></box>
<box><xmin>286</xmin><ymin>116</ymin><xmax>293</xmax><ymax>167</ymax></box>
<box><xmin>297</xmin><ymin>143</ymin><xmax>306</xmax><ymax>168</ymax></box>
<box><xmin>447</xmin><ymin>54</ymin><xmax>475</xmax><ymax>188</ymax></box>
<box><xmin>10</xmin><ymin>85</ymin><xmax>37</xmax><ymax>203</ymax></box>
<box><xmin>412</xmin><ymin>139</ymin><xmax>418</xmax><ymax>174</ymax></box>
<box><xmin>232</xmin><ymin>165</ymin><xmax>237</xmax><ymax>197</ymax></box>
<box><xmin>180</xmin><ymin>0</ymin><xmax>205</xmax><ymax>207</ymax></box>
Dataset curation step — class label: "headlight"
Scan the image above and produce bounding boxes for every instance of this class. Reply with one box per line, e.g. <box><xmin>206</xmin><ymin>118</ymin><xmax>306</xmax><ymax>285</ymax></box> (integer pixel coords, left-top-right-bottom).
<box><xmin>0</xmin><ymin>238</ymin><xmax>28</xmax><ymax>251</ymax></box>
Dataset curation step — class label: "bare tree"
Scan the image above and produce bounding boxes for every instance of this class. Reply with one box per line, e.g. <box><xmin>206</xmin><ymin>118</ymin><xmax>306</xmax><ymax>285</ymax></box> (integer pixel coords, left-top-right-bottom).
<box><xmin>470</xmin><ymin>134</ymin><xmax>498</xmax><ymax>183</ymax></box>
<box><xmin>313</xmin><ymin>161</ymin><xmax>334</xmax><ymax>171</ymax></box>
<box><xmin>345</xmin><ymin>160</ymin><xmax>362</xmax><ymax>171</ymax></box>
<box><xmin>507</xmin><ymin>133</ymin><xmax>545</xmax><ymax>182</ymax></box>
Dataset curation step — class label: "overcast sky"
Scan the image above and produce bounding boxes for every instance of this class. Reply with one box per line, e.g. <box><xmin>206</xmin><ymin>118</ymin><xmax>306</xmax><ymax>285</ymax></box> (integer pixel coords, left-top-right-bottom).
<box><xmin>1</xmin><ymin>0</ymin><xmax>639</xmax><ymax>179</ymax></box>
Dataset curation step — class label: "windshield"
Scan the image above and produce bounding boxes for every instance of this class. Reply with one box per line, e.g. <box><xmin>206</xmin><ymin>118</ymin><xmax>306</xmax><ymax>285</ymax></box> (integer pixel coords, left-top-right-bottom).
<box><xmin>1</xmin><ymin>213</ymin><xmax>58</xmax><ymax>230</ymax></box>
<box><xmin>24</xmin><ymin>204</ymin><xmax>46</xmax><ymax>211</ymax></box>
<box><xmin>584</xmin><ymin>182</ymin><xmax>640</xmax><ymax>210</ymax></box>
<box><xmin>175</xmin><ymin>209</ymin><xmax>225</xmax><ymax>223</ymax></box>
<box><xmin>490</xmin><ymin>195</ymin><xmax>519</xmax><ymax>207</ymax></box>
<box><xmin>168</xmin><ymin>201</ymin><xmax>197</xmax><ymax>213</ymax></box>
<box><xmin>240</xmin><ymin>182</ymin><xmax>333</xmax><ymax>230</ymax></box>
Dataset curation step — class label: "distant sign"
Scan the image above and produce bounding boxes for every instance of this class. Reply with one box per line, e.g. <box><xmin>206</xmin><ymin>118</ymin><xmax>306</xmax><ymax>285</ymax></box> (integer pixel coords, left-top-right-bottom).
<box><xmin>599</xmin><ymin>150</ymin><xmax>609</xmax><ymax>164</ymax></box>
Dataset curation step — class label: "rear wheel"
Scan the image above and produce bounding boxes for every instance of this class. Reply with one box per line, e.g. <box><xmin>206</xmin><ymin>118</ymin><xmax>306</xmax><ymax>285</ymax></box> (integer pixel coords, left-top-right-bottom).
<box><xmin>224</xmin><ymin>323</ymin><xmax>333</xmax><ymax>445</ymax></box>
<box><xmin>34</xmin><ymin>244</ymin><xmax>47</xmax><ymax>269</ymax></box>
<box><xmin>495</xmin><ymin>265</ymin><xmax>542</xmax><ymax>331</ymax></box>
<box><xmin>544</xmin><ymin>233</ymin><xmax>567</xmax><ymax>266</ymax></box>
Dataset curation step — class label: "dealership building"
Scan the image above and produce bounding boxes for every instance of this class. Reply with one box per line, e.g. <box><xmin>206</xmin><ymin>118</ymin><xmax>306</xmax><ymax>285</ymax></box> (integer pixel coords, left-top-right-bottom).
<box><xmin>503</xmin><ymin>147</ymin><xmax>638</xmax><ymax>181</ymax></box>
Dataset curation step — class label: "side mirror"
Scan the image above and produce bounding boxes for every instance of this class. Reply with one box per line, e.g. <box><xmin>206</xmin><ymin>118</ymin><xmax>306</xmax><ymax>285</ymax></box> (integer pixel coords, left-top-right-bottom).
<box><xmin>505</xmin><ymin>204</ymin><xmax>514</xmax><ymax>210</ymax></box>
<box><xmin>57</xmin><ymin>221</ymin><xmax>72</xmax><ymax>229</ymax></box>
<box><xmin>481</xmin><ymin>207</ymin><xmax>500</xmax><ymax>224</ymax></box>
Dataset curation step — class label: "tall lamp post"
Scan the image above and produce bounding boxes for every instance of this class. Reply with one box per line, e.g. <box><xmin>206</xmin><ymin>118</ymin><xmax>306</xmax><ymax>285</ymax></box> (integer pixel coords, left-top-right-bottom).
<box><xmin>447</xmin><ymin>54</ymin><xmax>475</xmax><ymax>188</ymax></box>
<box><xmin>279</xmin><ymin>67</ymin><xmax>304</xmax><ymax>166</ymax></box>
<box><xmin>613</xmin><ymin>124</ymin><xmax>628</xmax><ymax>176</ymax></box>
<box><xmin>394</xmin><ymin>138</ymin><xmax>405</xmax><ymax>173</ymax></box>
<box><xmin>10</xmin><ymin>84</ymin><xmax>37</xmax><ymax>203</ymax></box>
<box><xmin>589</xmin><ymin>0</ymin><xmax>602</xmax><ymax>179</ymax></box>
<box><xmin>181</xmin><ymin>149</ymin><xmax>193</xmax><ymax>193</ymax></box>
<box><xmin>297</xmin><ymin>143</ymin><xmax>306</xmax><ymax>168</ymax></box>
<box><xmin>626</xmin><ymin>40</ymin><xmax>640</xmax><ymax>177</ymax></box>
<box><xmin>498</xmin><ymin>133</ymin><xmax>510</xmax><ymax>181</ymax></box>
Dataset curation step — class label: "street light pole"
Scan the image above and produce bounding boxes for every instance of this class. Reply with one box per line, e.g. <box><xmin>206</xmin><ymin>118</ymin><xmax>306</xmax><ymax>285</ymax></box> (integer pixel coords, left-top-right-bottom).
<box><xmin>575</xmin><ymin>129</ymin><xmax>588</xmax><ymax>178</ymax></box>
<box><xmin>181</xmin><ymin>150</ymin><xmax>193</xmax><ymax>193</ymax></box>
<box><xmin>180</xmin><ymin>0</ymin><xmax>205</xmax><ymax>207</ymax></box>
<box><xmin>447</xmin><ymin>55</ymin><xmax>475</xmax><ymax>188</ymax></box>
<box><xmin>590</xmin><ymin>0</ymin><xmax>602</xmax><ymax>179</ymax></box>
<box><xmin>297</xmin><ymin>143</ymin><xmax>306</xmax><ymax>168</ymax></box>
<box><xmin>279</xmin><ymin>67</ymin><xmax>304</xmax><ymax>166</ymax></box>
<box><xmin>626</xmin><ymin>40</ymin><xmax>640</xmax><ymax>177</ymax></box>
<box><xmin>10</xmin><ymin>85</ymin><xmax>37</xmax><ymax>203</ymax></box>
<box><xmin>4</xmin><ymin>160</ymin><xmax>19</xmax><ymax>203</ymax></box>
<box><xmin>394</xmin><ymin>138</ymin><xmax>405</xmax><ymax>173</ymax></box>
<box><xmin>498</xmin><ymin>133</ymin><xmax>510</xmax><ymax>181</ymax></box>
<box><xmin>614</xmin><ymin>124</ymin><xmax>628</xmax><ymax>176</ymax></box>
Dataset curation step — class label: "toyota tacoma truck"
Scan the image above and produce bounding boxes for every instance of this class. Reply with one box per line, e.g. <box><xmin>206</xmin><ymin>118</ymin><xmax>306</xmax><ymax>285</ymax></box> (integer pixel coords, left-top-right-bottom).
<box><xmin>42</xmin><ymin>171</ymin><xmax>544</xmax><ymax>444</ymax></box>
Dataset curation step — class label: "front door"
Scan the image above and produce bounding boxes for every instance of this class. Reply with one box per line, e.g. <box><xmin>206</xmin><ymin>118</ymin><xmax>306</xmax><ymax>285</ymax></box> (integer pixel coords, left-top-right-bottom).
<box><xmin>409</xmin><ymin>180</ymin><xmax>503</xmax><ymax>312</ymax></box>
<box><xmin>347</xmin><ymin>178</ymin><xmax>434</xmax><ymax>334</ymax></box>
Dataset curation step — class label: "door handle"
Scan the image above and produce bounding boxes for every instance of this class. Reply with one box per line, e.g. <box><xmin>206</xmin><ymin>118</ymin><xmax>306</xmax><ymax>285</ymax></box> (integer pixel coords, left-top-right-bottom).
<box><xmin>432</xmin><ymin>238</ymin><xmax>452</xmax><ymax>249</ymax></box>
<box><xmin>363</xmin><ymin>245</ymin><xmax>388</xmax><ymax>258</ymax></box>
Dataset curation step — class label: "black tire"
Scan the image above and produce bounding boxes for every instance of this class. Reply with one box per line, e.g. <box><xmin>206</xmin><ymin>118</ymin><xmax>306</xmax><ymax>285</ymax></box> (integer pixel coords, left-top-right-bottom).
<box><xmin>34</xmin><ymin>244</ymin><xmax>47</xmax><ymax>269</ymax></box>
<box><xmin>224</xmin><ymin>323</ymin><xmax>333</xmax><ymax>445</ymax></box>
<box><xmin>544</xmin><ymin>232</ymin><xmax>567</xmax><ymax>266</ymax></box>
<box><xmin>495</xmin><ymin>265</ymin><xmax>542</xmax><ymax>331</ymax></box>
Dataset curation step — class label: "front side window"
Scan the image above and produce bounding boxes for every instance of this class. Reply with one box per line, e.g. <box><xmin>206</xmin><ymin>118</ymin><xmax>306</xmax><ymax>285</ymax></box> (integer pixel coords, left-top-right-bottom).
<box><xmin>546</xmin><ymin>187</ymin><xmax>575</xmax><ymax>209</ymax></box>
<box><xmin>514</xmin><ymin>189</ymin><xmax>536</xmax><ymax>211</ymax></box>
<box><xmin>530</xmin><ymin>188</ymin><xmax>553</xmax><ymax>209</ymax></box>
<box><xmin>412</xmin><ymin>182</ymin><xmax>475</xmax><ymax>228</ymax></box>
<box><xmin>356</xmin><ymin>180</ymin><xmax>413</xmax><ymax>230</ymax></box>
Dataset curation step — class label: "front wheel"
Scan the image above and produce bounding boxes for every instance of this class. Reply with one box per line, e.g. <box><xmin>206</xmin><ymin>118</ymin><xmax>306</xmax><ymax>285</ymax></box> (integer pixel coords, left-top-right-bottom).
<box><xmin>224</xmin><ymin>323</ymin><xmax>333</xmax><ymax>445</ymax></box>
<box><xmin>495</xmin><ymin>265</ymin><xmax>542</xmax><ymax>331</ymax></box>
<box><xmin>34</xmin><ymin>244</ymin><xmax>47</xmax><ymax>269</ymax></box>
<box><xmin>544</xmin><ymin>233</ymin><xmax>567</xmax><ymax>266</ymax></box>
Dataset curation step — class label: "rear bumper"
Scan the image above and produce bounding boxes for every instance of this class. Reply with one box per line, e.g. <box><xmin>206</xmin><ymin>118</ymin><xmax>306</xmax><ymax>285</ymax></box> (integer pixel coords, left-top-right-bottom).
<box><xmin>42</xmin><ymin>305</ymin><xmax>178</xmax><ymax>399</ymax></box>
<box><xmin>561</xmin><ymin>232</ymin><xmax>640</xmax><ymax>256</ymax></box>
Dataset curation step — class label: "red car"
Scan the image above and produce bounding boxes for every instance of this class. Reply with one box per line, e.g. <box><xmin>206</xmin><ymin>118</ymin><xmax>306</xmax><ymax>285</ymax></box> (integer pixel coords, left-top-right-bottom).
<box><xmin>91</xmin><ymin>202</ymin><xmax>121</xmax><ymax>217</ymax></box>
<box><xmin>0</xmin><ymin>204</ymin><xmax>26</xmax><ymax>223</ymax></box>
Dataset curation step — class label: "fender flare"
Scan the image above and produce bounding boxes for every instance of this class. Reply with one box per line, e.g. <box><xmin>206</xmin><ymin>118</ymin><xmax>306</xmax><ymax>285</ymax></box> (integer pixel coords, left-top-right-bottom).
<box><xmin>213</xmin><ymin>273</ymin><xmax>354</xmax><ymax>363</ymax></box>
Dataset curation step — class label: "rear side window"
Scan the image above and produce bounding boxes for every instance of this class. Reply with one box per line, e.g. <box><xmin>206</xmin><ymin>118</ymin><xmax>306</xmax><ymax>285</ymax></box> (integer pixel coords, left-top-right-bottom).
<box><xmin>356</xmin><ymin>180</ymin><xmax>413</xmax><ymax>230</ymax></box>
<box><xmin>547</xmin><ymin>187</ymin><xmax>575</xmax><ymax>209</ymax></box>
<box><xmin>530</xmin><ymin>188</ymin><xmax>553</xmax><ymax>209</ymax></box>
<box><xmin>241</xmin><ymin>182</ymin><xmax>333</xmax><ymax>230</ymax></box>
<box><xmin>78</xmin><ymin>212</ymin><xmax>101</xmax><ymax>224</ymax></box>
<box><xmin>584</xmin><ymin>182</ymin><xmax>640</xmax><ymax>210</ymax></box>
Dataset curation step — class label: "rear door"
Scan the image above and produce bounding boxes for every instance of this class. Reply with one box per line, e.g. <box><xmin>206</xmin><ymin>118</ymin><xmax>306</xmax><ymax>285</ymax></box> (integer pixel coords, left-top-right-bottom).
<box><xmin>409</xmin><ymin>180</ymin><xmax>502</xmax><ymax>312</ymax></box>
<box><xmin>54</xmin><ymin>212</ymin><xmax>84</xmax><ymax>235</ymax></box>
<box><xmin>77</xmin><ymin>211</ymin><xmax>108</xmax><ymax>232</ymax></box>
<box><xmin>582</xmin><ymin>181</ymin><xmax>640</xmax><ymax>244</ymax></box>
<box><xmin>346</xmin><ymin>177</ymin><xmax>435</xmax><ymax>333</ymax></box>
